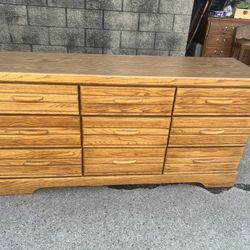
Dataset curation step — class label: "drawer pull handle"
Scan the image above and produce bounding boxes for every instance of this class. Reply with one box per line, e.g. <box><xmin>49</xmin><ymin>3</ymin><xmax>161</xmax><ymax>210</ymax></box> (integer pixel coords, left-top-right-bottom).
<box><xmin>114</xmin><ymin>129</ymin><xmax>140</xmax><ymax>135</ymax></box>
<box><xmin>12</xmin><ymin>95</ymin><xmax>44</xmax><ymax>103</ymax></box>
<box><xmin>114</xmin><ymin>98</ymin><xmax>142</xmax><ymax>104</ymax></box>
<box><xmin>113</xmin><ymin>160</ymin><xmax>137</xmax><ymax>165</ymax></box>
<box><xmin>24</xmin><ymin>161</ymin><xmax>51</xmax><ymax>166</ymax></box>
<box><xmin>206</xmin><ymin>99</ymin><xmax>233</xmax><ymax>105</ymax></box>
<box><xmin>19</xmin><ymin>129</ymin><xmax>49</xmax><ymax>135</ymax></box>
<box><xmin>193</xmin><ymin>159</ymin><xmax>215</xmax><ymax>164</ymax></box>
<box><xmin>199</xmin><ymin>129</ymin><xmax>225</xmax><ymax>135</ymax></box>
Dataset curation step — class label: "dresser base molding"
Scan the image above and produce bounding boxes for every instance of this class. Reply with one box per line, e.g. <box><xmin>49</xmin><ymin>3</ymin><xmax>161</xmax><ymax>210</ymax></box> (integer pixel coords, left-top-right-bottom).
<box><xmin>0</xmin><ymin>173</ymin><xmax>237</xmax><ymax>196</ymax></box>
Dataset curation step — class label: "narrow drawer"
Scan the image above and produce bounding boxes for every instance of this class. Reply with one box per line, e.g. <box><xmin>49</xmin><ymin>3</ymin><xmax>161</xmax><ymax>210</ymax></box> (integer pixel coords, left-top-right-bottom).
<box><xmin>0</xmin><ymin>116</ymin><xmax>81</xmax><ymax>148</ymax></box>
<box><xmin>83</xmin><ymin>116</ymin><xmax>170</xmax><ymax>147</ymax></box>
<box><xmin>0</xmin><ymin>148</ymin><xmax>82</xmax><ymax>177</ymax></box>
<box><xmin>84</xmin><ymin>147</ymin><xmax>165</xmax><ymax>175</ymax></box>
<box><xmin>203</xmin><ymin>47</ymin><xmax>232</xmax><ymax>57</ymax></box>
<box><xmin>81</xmin><ymin>86</ymin><xmax>175</xmax><ymax>116</ymax></box>
<box><xmin>165</xmin><ymin>147</ymin><xmax>243</xmax><ymax>174</ymax></box>
<box><xmin>209</xmin><ymin>21</ymin><xmax>236</xmax><ymax>36</ymax></box>
<box><xmin>175</xmin><ymin>88</ymin><xmax>250</xmax><ymax>115</ymax></box>
<box><xmin>0</xmin><ymin>84</ymin><xmax>78</xmax><ymax>114</ymax></box>
<box><xmin>169</xmin><ymin>117</ymin><xmax>250</xmax><ymax>147</ymax></box>
<box><xmin>206</xmin><ymin>35</ymin><xmax>233</xmax><ymax>48</ymax></box>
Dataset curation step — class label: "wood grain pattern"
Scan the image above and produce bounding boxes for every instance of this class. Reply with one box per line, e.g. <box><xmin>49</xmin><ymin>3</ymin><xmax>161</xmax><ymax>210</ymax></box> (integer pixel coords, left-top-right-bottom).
<box><xmin>169</xmin><ymin>117</ymin><xmax>250</xmax><ymax>147</ymax></box>
<box><xmin>0</xmin><ymin>83</ymin><xmax>78</xmax><ymax>115</ymax></box>
<box><xmin>165</xmin><ymin>147</ymin><xmax>244</xmax><ymax>173</ymax></box>
<box><xmin>84</xmin><ymin>147</ymin><xmax>165</xmax><ymax>175</ymax></box>
<box><xmin>175</xmin><ymin>88</ymin><xmax>250</xmax><ymax>115</ymax></box>
<box><xmin>0</xmin><ymin>116</ymin><xmax>81</xmax><ymax>148</ymax></box>
<box><xmin>0</xmin><ymin>148</ymin><xmax>82</xmax><ymax>178</ymax></box>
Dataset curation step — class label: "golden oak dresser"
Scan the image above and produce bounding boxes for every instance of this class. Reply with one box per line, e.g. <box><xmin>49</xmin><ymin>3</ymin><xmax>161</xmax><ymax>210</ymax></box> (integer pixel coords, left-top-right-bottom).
<box><xmin>0</xmin><ymin>52</ymin><xmax>249</xmax><ymax>195</ymax></box>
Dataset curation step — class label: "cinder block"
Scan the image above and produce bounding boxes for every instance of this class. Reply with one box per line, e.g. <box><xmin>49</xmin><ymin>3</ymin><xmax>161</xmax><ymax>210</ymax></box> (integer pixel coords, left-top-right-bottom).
<box><xmin>173</xmin><ymin>15</ymin><xmax>191</xmax><ymax>33</ymax></box>
<box><xmin>50</xmin><ymin>27</ymin><xmax>85</xmax><ymax>46</ymax></box>
<box><xmin>0</xmin><ymin>43</ymin><xmax>31</xmax><ymax>51</ymax></box>
<box><xmin>104</xmin><ymin>11</ymin><xmax>138</xmax><ymax>31</ymax></box>
<box><xmin>86</xmin><ymin>29</ymin><xmax>120</xmax><ymax>48</ymax></box>
<box><xmin>155</xmin><ymin>32</ymin><xmax>187</xmax><ymax>51</ymax></box>
<box><xmin>48</xmin><ymin>0</ymin><xmax>85</xmax><ymax>8</ymax></box>
<box><xmin>67</xmin><ymin>9</ymin><xmax>102</xmax><ymax>29</ymax></box>
<box><xmin>169</xmin><ymin>50</ymin><xmax>185</xmax><ymax>56</ymax></box>
<box><xmin>0</xmin><ymin>24</ymin><xmax>11</xmax><ymax>43</ymax></box>
<box><xmin>9</xmin><ymin>25</ymin><xmax>49</xmax><ymax>44</ymax></box>
<box><xmin>32</xmin><ymin>45</ymin><xmax>67</xmax><ymax>52</ymax></box>
<box><xmin>123</xmin><ymin>0</ymin><xmax>158</xmax><ymax>13</ymax></box>
<box><xmin>0</xmin><ymin>0</ymin><xmax>46</xmax><ymax>5</ymax></box>
<box><xmin>121</xmin><ymin>31</ymin><xmax>155</xmax><ymax>49</ymax></box>
<box><xmin>137</xmin><ymin>49</ymin><xmax>169</xmax><ymax>56</ymax></box>
<box><xmin>0</xmin><ymin>4</ymin><xmax>27</xmax><ymax>25</ymax></box>
<box><xmin>104</xmin><ymin>48</ymin><xmax>136</xmax><ymax>55</ymax></box>
<box><xmin>86</xmin><ymin>0</ymin><xmax>122</xmax><ymax>10</ymax></box>
<box><xmin>159</xmin><ymin>0</ymin><xmax>194</xmax><ymax>15</ymax></box>
<box><xmin>28</xmin><ymin>6</ymin><xmax>66</xmax><ymax>27</ymax></box>
<box><xmin>68</xmin><ymin>46</ymin><xmax>103</xmax><ymax>53</ymax></box>
<box><xmin>139</xmin><ymin>13</ymin><xmax>173</xmax><ymax>32</ymax></box>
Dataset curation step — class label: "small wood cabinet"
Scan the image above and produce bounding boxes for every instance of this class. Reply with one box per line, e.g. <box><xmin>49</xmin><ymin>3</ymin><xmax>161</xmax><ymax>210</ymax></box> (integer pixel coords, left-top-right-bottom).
<box><xmin>0</xmin><ymin>52</ymin><xmax>249</xmax><ymax>195</ymax></box>
<box><xmin>202</xmin><ymin>17</ymin><xmax>250</xmax><ymax>57</ymax></box>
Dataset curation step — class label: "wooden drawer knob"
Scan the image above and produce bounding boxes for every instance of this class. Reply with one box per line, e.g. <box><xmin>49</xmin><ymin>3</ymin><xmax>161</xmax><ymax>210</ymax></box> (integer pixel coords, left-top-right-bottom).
<box><xmin>206</xmin><ymin>99</ymin><xmax>233</xmax><ymax>105</ymax></box>
<box><xmin>12</xmin><ymin>95</ymin><xmax>44</xmax><ymax>102</ymax></box>
<box><xmin>114</xmin><ymin>129</ymin><xmax>140</xmax><ymax>135</ymax></box>
<box><xmin>114</xmin><ymin>98</ymin><xmax>142</xmax><ymax>104</ymax></box>
<box><xmin>113</xmin><ymin>160</ymin><xmax>137</xmax><ymax>165</ymax></box>
<box><xmin>199</xmin><ymin>129</ymin><xmax>225</xmax><ymax>135</ymax></box>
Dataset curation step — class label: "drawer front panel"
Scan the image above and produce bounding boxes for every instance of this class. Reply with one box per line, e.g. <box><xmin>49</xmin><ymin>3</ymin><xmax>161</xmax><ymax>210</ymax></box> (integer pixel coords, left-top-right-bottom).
<box><xmin>81</xmin><ymin>86</ymin><xmax>175</xmax><ymax>116</ymax></box>
<box><xmin>206</xmin><ymin>35</ymin><xmax>233</xmax><ymax>47</ymax></box>
<box><xmin>165</xmin><ymin>147</ymin><xmax>243</xmax><ymax>173</ymax></box>
<box><xmin>203</xmin><ymin>47</ymin><xmax>231</xmax><ymax>57</ymax></box>
<box><xmin>0</xmin><ymin>148</ymin><xmax>82</xmax><ymax>177</ymax></box>
<box><xmin>0</xmin><ymin>84</ymin><xmax>78</xmax><ymax>114</ymax></box>
<box><xmin>0</xmin><ymin>116</ymin><xmax>81</xmax><ymax>148</ymax></box>
<box><xmin>169</xmin><ymin>117</ymin><xmax>250</xmax><ymax>147</ymax></box>
<box><xmin>83</xmin><ymin>117</ymin><xmax>170</xmax><ymax>147</ymax></box>
<box><xmin>175</xmin><ymin>88</ymin><xmax>250</xmax><ymax>115</ymax></box>
<box><xmin>209</xmin><ymin>22</ymin><xmax>236</xmax><ymax>35</ymax></box>
<box><xmin>84</xmin><ymin>147</ymin><xmax>165</xmax><ymax>175</ymax></box>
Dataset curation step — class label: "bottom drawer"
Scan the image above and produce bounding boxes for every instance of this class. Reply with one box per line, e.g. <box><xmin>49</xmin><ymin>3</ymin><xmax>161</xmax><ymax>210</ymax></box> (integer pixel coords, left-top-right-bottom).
<box><xmin>0</xmin><ymin>149</ymin><xmax>82</xmax><ymax>178</ymax></box>
<box><xmin>165</xmin><ymin>147</ymin><xmax>244</xmax><ymax>174</ymax></box>
<box><xmin>84</xmin><ymin>147</ymin><xmax>165</xmax><ymax>175</ymax></box>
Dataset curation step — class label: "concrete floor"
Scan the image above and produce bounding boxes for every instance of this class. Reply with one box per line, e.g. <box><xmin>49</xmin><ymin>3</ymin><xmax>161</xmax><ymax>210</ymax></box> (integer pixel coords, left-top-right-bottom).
<box><xmin>0</xmin><ymin>141</ymin><xmax>249</xmax><ymax>250</ymax></box>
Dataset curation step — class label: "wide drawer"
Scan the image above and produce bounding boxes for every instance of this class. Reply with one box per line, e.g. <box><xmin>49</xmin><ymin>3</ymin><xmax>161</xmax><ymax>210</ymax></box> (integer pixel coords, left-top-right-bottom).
<box><xmin>202</xmin><ymin>47</ymin><xmax>232</xmax><ymax>57</ymax></box>
<box><xmin>84</xmin><ymin>147</ymin><xmax>165</xmax><ymax>175</ymax></box>
<box><xmin>83</xmin><ymin>116</ymin><xmax>170</xmax><ymax>147</ymax></box>
<box><xmin>0</xmin><ymin>148</ymin><xmax>82</xmax><ymax>177</ymax></box>
<box><xmin>165</xmin><ymin>147</ymin><xmax>243</xmax><ymax>174</ymax></box>
<box><xmin>0</xmin><ymin>84</ymin><xmax>78</xmax><ymax>114</ymax></box>
<box><xmin>169</xmin><ymin>117</ymin><xmax>250</xmax><ymax>147</ymax></box>
<box><xmin>0</xmin><ymin>116</ymin><xmax>81</xmax><ymax>148</ymax></box>
<box><xmin>206</xmin><ymin>35</ymin><xmax>233</xmax><ymax>48</ymax></box>
<box><xmin>175</xmin><ymin>88</ymin><xmax>250</xmax><ymax>115</ymax></box>
<box><xmin>81</xmin><ymin>86</ymin><xmax>175</xmax><ymax>116</ymax></box>
<box><xmin>209</xmin><ymin>21</ymin><xmax>236</xmax><ymax>36</ymax></box>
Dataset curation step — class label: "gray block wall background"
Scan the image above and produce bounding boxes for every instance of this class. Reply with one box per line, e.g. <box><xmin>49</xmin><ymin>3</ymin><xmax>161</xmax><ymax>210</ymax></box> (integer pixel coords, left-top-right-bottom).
<box><xmin>0</xmin><ymin>0</ymin><xmax>194</xmax><ymax>56</ymax></box>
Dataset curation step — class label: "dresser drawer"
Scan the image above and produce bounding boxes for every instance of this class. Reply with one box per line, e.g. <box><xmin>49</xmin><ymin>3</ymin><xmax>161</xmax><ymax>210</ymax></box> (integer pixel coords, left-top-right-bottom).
<box><xmin>81</xmin><ymin>86</ymin><xmax>175</xmax><ymax>116</ymax></box>
<box><xmin>203</xmin><ymin>47</ymin><xmax>232</xmax><ymax>57</ymax></box>
<box><xmin>169</xmin><ymin>117</ymin><xmax>250</xmax><ymax>147</ymax></box>
<box><xmin>0</xmin><ymin>84</ymin><xmax>78</xmax><ymax>114</ymax></box>
<box><xmin>83</xmin><ymin>116</ymin><xmax>170</xmax><ymax>147</ymax></box>
<box><xmin>206</xmin><ymin>35</ymin><xmax>233</xmax><ymax>48</ymax></box>
<box><xmin>0</xmin><ymin>148</ymin><xmax>82</xmax><ymax>177</ymax></box>
<box><xmin>84</xmin><ymin>147</ymin><xmax>165</xmax><ymax>175</ymax></box>
<box><xmin>0</xmin><ymin>116</ymin><xmax>81</xmax><ymax>148</ymax></box>
<box><xmin>209</xmin><ymin>21</ymin><xmax>236</xmax><ymax>36</ymax></box>
<box><xmin>165</xmin><ymin>147</ymin><xmax>243</xmax><ymax>174</ymax></box>
<box><xmin>175</xmin><ymin>88</ymin><xmax>250</xmax><ymax>115</ymax></box>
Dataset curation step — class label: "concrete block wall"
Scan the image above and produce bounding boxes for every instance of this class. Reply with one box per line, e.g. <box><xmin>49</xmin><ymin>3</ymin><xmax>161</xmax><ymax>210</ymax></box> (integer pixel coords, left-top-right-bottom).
<box><xmin>0</xmin><ymin>0</ymin><xmax>194</xmax><ymax>56</ymax></box>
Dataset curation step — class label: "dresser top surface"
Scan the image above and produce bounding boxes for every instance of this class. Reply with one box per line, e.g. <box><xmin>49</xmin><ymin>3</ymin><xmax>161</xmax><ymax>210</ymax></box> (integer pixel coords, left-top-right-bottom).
<box><xmin>0</xmin><ymin>52</ymin><xmax>249</xmax><ymax>86</ymax></box>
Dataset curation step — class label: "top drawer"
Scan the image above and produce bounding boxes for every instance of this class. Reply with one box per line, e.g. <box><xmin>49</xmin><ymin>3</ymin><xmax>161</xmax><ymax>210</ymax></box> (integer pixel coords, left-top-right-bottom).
<box><xmin>81</xmin><ymin>86</ymin><xmax>175</xmax><ymax>116</ymax></box>
<box><xmin>0</xmin><ymin>84</ymin><xmax>78</xmax><ymax>115</ymax></box>
<box><xmin>209</xmin><ymin>21</ymin><xmax>236</xmax><ymax>36</ymax></box>
<box><xmin>175</xmin><ymin>88</ymin><xmax>250</xmax><ymax>116</ymax></box>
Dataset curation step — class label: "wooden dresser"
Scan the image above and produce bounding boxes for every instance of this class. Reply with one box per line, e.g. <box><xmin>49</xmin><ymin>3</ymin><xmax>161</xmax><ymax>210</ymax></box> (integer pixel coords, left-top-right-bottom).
<box><xmin>0</xmin><ymin>52</ymin><xmax>249</xmax><ymax>195</ymax></box>
<box><xmin>202</xmin><ymin>17</ymin><xmax>250</xmax><ymax>57</ymax></box>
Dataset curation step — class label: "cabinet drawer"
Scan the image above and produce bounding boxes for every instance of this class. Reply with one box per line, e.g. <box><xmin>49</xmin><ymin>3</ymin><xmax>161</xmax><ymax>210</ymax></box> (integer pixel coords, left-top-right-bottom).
<box><xmin>206</xmin><ymin>35</ymin><xmax>233</xmax><ymax>48</ymax></box>
<box><xmin>165</xmin><ymin>147</ymin><xmax>243</xmax><ymax>174</ymax></box>
<box><xmin>84</xmin><ymin>147</ymin><xmax>165</xmax><ymax>175</ymax></box>
<box><xmin>83</xmin><ymin>116</ymin><xmax>170</xmax><ymax>147</ymax></box>
<box><xmin>0</xmin><ymin>148</ymin><xmax>82</xmax><ymax>177</ymax></box>
<box><xmin>209</xmin><ymin>21</ymin><xmax>236</xmax><ymax>36</ymax></box>
<box><xmin>0</xmin><ymin>84</ymin><xmax>78</xmax><ymax>114</ymax></box>
<box><xmin>203</xmin><ymin>47</ymin><xmax>232</xmax><ymax>57</ymax></box>
<box><xmin>175</xmin><ymin>88</ymin><xmax>250</xmax><ymax>115</ymax></box>
<box><xmin>0</xmin><ymin>116</ymin><xmax>81</xmax><ymax>148</ymax></box>
<box><xmin>169</xmin><ymin>117</ymin><xmax>250</xmax><ymax>147</ymax></box>
<box><xmin>81</xmin><ymin>86</ymin><xmax>175</xmax><ymax>116</ymax></box>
